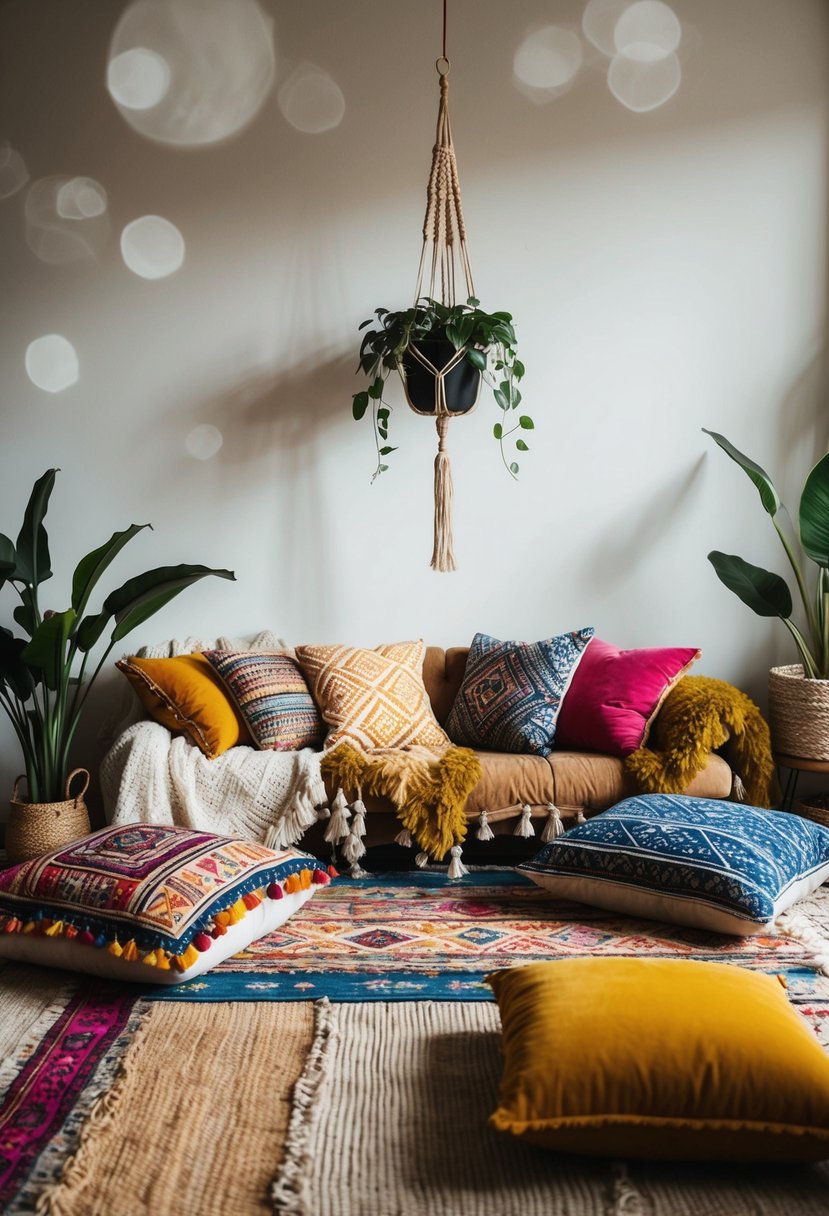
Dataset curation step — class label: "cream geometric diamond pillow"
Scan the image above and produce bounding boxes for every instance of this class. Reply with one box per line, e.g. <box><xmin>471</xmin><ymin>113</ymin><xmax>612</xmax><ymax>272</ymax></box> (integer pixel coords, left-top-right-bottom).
<box><xmin>295</xmin><ymin>640</ymin><xmax>449</xmax><ymax>751</ymax></box>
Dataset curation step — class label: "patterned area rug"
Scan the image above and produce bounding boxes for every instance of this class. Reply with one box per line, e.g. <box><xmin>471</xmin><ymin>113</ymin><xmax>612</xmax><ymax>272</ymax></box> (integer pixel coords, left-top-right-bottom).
<box><xmin>272</xmin><ymin>1000</ymin><xmax>829</xmax><ymax>1216</ymax></box>
<box><xmin>148</xmin><ymin>869</ymin><xmax>829</xmax><ymax>1011</ymax></box>
<box><xmin>1</xmin><ymin>871</ymin><xmax>828</xmax><ymax>1214</ymax></box>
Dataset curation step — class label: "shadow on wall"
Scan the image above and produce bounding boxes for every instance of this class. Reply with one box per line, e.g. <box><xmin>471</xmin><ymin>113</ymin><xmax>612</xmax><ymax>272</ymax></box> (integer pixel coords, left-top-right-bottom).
<box><xmin>162</xmin><ymin>347</ymin><xmax>354</xmax><ymax>624</ymax></box>
<box><xmin>588</xmin><ymin>457</ymin><xmax>706</xmax><ymax>582</ymax></box>
<box><xmin>773</xmin><ymin>346</ymin><xmax>829</xmax><ymax>489</ymax></box>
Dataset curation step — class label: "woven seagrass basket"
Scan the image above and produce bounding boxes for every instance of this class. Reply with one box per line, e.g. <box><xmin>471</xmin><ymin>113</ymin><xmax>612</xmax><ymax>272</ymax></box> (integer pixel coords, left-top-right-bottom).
<box><xmin>6</xmin><ymin>768</ymin><xmax>92</xmax><ymax>864</ymax></box>
<box><xmin>769</xmin><ymin>665</ymin><xmax>829</xmax><ymax>762</ymax></box>
<box><xmin>792</xmin><ymin>793</ymin><xmax>829</xmax><ymax>828</ymax></box>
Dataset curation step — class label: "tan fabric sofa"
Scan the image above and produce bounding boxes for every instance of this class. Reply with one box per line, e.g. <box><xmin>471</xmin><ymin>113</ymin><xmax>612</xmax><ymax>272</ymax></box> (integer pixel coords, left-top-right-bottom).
<box><xmin>314</xmin><ymin>645</ymin><xmax>732</xmax><ymax>848</ymax></box>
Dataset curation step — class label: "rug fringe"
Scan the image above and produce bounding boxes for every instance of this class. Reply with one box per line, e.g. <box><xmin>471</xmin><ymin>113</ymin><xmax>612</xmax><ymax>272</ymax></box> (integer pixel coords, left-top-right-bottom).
<box><xmin>775</xmin><ymin>908</ymin><xmax>829</xmax><ymax>977</ymax></box>
<box><xmin>34</xmin><ymin>1005</ymin><xmax>154</xmax><ymax>1216</ymax></box>
<box><xmin>0</xmin><ymin>992</ymin><xmax>72</xmax><ymax>1103</ymax></box>
<box><xmin>610</xmin><ymin>1161</ymin><xmax>645</xmax><ymax>1215</ymax></box>
<box><xmin>272</xmin><ymin>998</ymin><xmax>337</xmax><ymax>1215</ymax></box>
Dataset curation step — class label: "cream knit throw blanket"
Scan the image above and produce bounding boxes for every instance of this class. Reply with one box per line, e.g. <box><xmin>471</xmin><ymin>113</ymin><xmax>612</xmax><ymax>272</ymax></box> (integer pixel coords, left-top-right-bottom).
<box><xmin>100</xmin><ymin>632</ymin><xmax>326</xmax><ymax>848</ymax></box>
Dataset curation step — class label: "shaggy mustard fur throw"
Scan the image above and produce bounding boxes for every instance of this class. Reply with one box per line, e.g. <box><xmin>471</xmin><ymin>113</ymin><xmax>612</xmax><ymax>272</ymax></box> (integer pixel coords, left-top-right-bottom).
<box><xmin>321</xmin><ymin>743</ymin><xmax>481</xmax><ymax>858</ymax></box>
<box><xmin>624</xmin><ymin>675</ymin><xmax>775</xmax><ymax>808</ymax></box>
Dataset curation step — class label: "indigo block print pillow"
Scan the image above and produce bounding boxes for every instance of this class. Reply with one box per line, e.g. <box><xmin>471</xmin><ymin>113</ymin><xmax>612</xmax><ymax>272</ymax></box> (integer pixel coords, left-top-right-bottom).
<box><xmin>445</xmin><ymin>628</ymin><xmax>594</xmax><ymax>756</ymax></box>
<box><xmin>520</xmin><ymin>793</ymin><xmax>829</xmax><ymax>935</ymax></box>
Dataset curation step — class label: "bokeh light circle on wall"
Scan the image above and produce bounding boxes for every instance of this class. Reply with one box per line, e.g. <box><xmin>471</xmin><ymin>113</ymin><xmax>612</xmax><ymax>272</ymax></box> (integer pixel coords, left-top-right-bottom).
<box><xmin>582</xmin><ymin>0</ymin><xmax>631</xmax><ymax>56</ymax></box>
<box><xmin>25</xmin><ymin>176</ymin><xmax>110</xmax><ymax>264</ymax></box>
<box><xmin>25</xmin><ymin>335</ymin><xmax>80</xmax><ymax>394</ymax></box>
<box><xmin>614</xmin><ymin>1</ymin><xmax>681</xmax><ymax>61</ymax></box>
<box><xmin>56</xmin><ymin>177</ymin><xmax>108</xmax><ymax>219</ymax></box>
<box><xmin>107</xmin><ymin>0</ymin><xmax>275</xmax><ymax>146</ymax></box>
<box><xmin>121</xmin><ymin>215</ymin><xmax>185</xmax><ymax>279</ymax></box>
<box><xmin>107</xmin><ymin>47</ymin><xmax>171</xmax><ymax>111</ymax></box>
<box><xmin>513</xmin><ymin>27</ymin><xmax>583</xmax><ymax>91</ymax></box>
<box><xmin>607</xmin><ymin>50</ymin><xmax>681</xmax><ymax>111</ymax></box>
<box><xmin>0</xmin><ymin>142</ymin><xmax>29</xmax><ymax>200</ymax></box>
<box><xmin>278</xmin><ymin>64</ymin><xmax>345</xmax><ymax>134</ymax></box>
<box><xmin>185</xmin><ymin>424</ymin><xmax>223</xmax><ymax>460</ymax></box>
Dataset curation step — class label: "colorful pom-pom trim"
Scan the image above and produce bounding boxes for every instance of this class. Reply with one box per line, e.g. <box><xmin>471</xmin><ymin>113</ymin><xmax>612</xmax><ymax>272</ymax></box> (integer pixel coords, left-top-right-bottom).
<box><xmin>0</xmin><ymin>865</ymin><xmax>334</xmax><ymax>973</ymax></box>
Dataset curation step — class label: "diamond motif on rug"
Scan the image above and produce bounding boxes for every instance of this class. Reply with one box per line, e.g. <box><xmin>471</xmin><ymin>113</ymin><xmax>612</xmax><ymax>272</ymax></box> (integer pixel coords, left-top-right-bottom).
<box><xmin>347</xmin><ymin>929</ymin><xmax>414</xmax><ymax>950</ymax></box>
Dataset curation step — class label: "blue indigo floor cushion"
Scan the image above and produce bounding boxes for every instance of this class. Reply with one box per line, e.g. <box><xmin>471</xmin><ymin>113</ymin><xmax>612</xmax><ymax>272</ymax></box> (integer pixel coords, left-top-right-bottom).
<box><xmin>519</xmin><ymin>793</ymin><xmax>829</xmax><ymax>934</ymax></box>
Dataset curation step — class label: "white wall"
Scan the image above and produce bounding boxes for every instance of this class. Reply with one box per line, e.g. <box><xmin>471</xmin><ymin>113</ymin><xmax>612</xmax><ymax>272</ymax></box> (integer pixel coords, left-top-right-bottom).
<box><xmin>0</xmin><ymin>0</ymin><xmax>827</xmax><ymax>801</ymax></box>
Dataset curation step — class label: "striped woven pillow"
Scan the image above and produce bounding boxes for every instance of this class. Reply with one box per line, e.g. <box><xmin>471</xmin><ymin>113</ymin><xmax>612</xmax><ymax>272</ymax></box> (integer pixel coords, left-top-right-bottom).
<box><xmin>295</xmin><ymin>640</ymin><xmax>449</xmax><ymax>751</ymax></box>
<box><xmin>202</xmin><ymin>650</ymin><xmax>324</xmax><ymax>752</ymax></box>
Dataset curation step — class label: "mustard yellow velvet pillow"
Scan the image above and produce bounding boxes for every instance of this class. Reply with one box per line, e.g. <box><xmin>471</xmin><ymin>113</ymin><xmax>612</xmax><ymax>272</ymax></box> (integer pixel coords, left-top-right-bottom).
<box><xmin>117</xmin><ymin>654</ymin><xmax>252</xmax><ymax>759</ymax></box>
<box><xmin>487</xmin><ymin>958</ymin><xmax>829</xmax><ymax>1162</ymax></box>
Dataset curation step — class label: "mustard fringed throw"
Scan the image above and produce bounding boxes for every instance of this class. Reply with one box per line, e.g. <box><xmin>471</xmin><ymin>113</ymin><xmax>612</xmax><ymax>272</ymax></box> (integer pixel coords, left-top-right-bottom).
<box><xmin>624</xmin><ymin>675</ymin><xmax>775</xmax><ymax>808</ymax></box>
<box><xmin>321</xmin><ymin>743</ymin><xmax>482</xmax><ymax>858</ymax></box>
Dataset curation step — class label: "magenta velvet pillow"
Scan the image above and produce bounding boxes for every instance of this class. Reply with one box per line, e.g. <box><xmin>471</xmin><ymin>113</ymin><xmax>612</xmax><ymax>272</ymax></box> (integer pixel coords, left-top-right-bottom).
<box><xmin>555</xmin><ymin>638</ymin><xmax>700</xmax><ymax>756</ymax></box>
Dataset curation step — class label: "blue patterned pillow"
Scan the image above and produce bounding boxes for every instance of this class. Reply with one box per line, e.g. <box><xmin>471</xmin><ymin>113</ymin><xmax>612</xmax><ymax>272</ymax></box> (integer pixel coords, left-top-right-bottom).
<box><xmin>445</xmin><ymin>628</ymin><xmax>594</xmax><ymax>755</ymax></box>
<box><xmin>520</xmin><ymin>794</ymin><xmax>829</xmax><ymax>935</ymax></box>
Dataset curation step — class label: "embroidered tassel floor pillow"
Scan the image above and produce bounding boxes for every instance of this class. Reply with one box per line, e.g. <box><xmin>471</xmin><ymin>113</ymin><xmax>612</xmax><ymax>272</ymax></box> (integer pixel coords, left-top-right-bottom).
<box><xmin>0</xmin><ymin>823</ymin><xmax>334</xmax><ymax>984</ymax></box>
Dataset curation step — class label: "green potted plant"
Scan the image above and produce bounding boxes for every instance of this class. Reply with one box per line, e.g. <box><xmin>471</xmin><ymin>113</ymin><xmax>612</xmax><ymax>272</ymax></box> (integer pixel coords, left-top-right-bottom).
<box><xmin>351</xmin><ymin>295</ymin><xmax>534</xmax><ymax>482</ymax></box>
<box><xmin>704</xmin><ymin>429</ymin><xmax>829</xmax><ymax>758</ymax></box>
<box><xmin>0</xmin><ymin>469</ymin><xmax>234</xmax><ymax>861</ymax></box>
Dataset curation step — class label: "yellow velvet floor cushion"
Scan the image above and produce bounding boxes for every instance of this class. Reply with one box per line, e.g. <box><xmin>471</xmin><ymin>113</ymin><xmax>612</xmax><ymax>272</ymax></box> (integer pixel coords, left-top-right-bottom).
<box><xmin>487</xmin><ymin>958</ymin><xmax>829</xmax><ymax>1162</ymax></box>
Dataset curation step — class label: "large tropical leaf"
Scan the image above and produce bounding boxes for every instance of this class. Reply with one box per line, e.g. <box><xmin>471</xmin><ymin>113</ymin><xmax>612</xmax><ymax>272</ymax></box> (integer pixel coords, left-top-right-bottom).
<box><xmin>13</xmin><ymin>591</ymin><xmax>36</xmax><ymax>640</ymax></box>
<box><xmin>14</xmin><ymin>469</ymin><xmax>57</xmax><ymax>586</ymax></box>
<box><xmin>0</xmin><ymin>627</ymin><xmax>35</xmax><ymax>702</ymax></box>
<box><xmin>21</xmin><ymin>609</ymin><xmax>76</xmax><ymax>691</ymax></box>
<box><xmin>800</xmin><ymin>453</ymin><xmax>829</xmax><ymax>568</ymax></box>
<box><xmin>71</xmin><ymin>523</ymin><xmax>151</xmax><ymax>618</ymax></box>
<box><xmin>0</xmin><ymin>533</ymin><xmax>15</xmax><ymax>585</ymax></box>
<box><xmin>77</xmin><ymin>564</ymin><xmax>235</xmax><ymax>652</ymax></box>
<box><xmin>703</xmin><ymin>431</ymin><xmax>780</xmax><ymax>516</ymax></box>
<box><xmin>707</xmin><ymin>551</ymin><xmax>792</xmax><ymax>618</ymax></box>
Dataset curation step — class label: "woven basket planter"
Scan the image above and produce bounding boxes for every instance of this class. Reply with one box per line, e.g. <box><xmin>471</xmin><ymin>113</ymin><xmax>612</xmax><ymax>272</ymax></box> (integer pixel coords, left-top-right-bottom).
<box><xmin>769</xmin><ymin>665</ymin><xmax>829</xmax><ymax>761</ymax></box>
<box><xmin>6</xmin><ymin>768</ymin><xmax>92</xmax><ymax>864</ymax></box>
<box><xmin>792</xmin><ymin>792</ymin><xmax>829</xmax><ymax>828</ymax></box>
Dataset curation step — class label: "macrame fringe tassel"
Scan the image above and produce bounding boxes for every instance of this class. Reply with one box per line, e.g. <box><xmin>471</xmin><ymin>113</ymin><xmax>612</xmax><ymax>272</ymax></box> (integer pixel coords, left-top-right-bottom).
<box><xmin>324</xmin><ymin>788</ymin><xmax>351</xmax><ymax>844</ymax></box>
<box><xmin>575</xmin><ymin>810</ymin><xmax>586</xmax><ymax>825</ymax></box>
<box><xmin>394</xmin><ymin>828</ymin><xmax>413</xmax><ymax>848</ymax></box>
<box><xmin>430</xmin><ymin>416</ymin><xmax>456</xmax><ymax>573</ymax></box>
<box><xmin>447</xmin><ymin>844</ymin><xmax>468</xmax><ymax>880</ymax></box>
<box><xmin>476</xmin><ymin>809</ymin><xmax>495</xmax><ymax>841</ymax></box>
<box><xmin>514</xmin><ymin>803</ymin><xmax>535</xmax><ymax>838</ymax></box>
<box><xmin>541</xmin><ymin>803</ymin><xmax>564</xmax><ymax>842</ymax></box>
<box><xmin>732</xmin><ymin>772</ymin><xmax>747</xmax><ymax>802</ymax></box>
<box><xmin>415</xmin><ymin>852</ymin><xmax>430</xmax><ymax>869</ymax></box>
<box><xmin>341</xmin><ymin>797</ymin><xmax>367</xmax><ymax>866</ymax></box>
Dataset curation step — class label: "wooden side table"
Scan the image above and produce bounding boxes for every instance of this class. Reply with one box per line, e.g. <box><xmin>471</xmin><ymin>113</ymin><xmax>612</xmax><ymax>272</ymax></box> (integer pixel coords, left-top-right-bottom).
<box><xmin>774</xmin><ymin>753</ymin><xmax>829</xmax><ymax>812</ymax></box>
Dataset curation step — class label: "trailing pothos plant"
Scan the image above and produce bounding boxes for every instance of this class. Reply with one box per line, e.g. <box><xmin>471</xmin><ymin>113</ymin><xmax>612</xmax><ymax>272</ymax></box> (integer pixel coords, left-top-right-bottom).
<box><xmin>0</xmin><ymin>469</ymin><xmax>234</xmax><ymax>803</ymax></box>
<box><xmin>352</xmin><ymin>296</ymin><xmax>533</xmax><ymax>481</ymax></box>
<box><xmin>705</xmin><ymin>429</ymin><xmax>829</xmax><ymax>678</ymax></box>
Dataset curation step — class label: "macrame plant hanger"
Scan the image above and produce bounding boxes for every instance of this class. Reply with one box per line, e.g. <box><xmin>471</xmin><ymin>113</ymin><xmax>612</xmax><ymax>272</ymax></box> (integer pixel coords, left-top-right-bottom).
<box><xmin>407</xmin><ymin>0</ymin><xmax>480</xmax><ymax>573</ymax></box>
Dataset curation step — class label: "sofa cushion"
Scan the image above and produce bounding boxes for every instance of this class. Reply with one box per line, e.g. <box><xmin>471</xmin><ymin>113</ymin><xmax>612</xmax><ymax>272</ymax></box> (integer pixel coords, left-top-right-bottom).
<box><xmin>202</xmin><ymin>649</ymin><xmax>324</xmax><ymax>752</ymax></box>
<box><xmin>295</xmin><ymin>640</ymin><xmax>449</xmax><ymax>751</ymax></box>
<box><xmin>520</xmin><ymin>793</ymin><xmax>829</xmax><ymax>934</ymax></box>
<box><xmin>116</xmin><ymin>654</ymin><xmax>251</xmax><ymax>758</ymax></box>
<box><xmin>555</xmin><ymin>638</ymin><xmax>700</xmax><ymax>756</ymax></box>
<box><xmin>487</xmin><ymin>958</ymin><xmax>829</xmax><ymax>1161</ymax></box>
<box><xmin>0</xmin><ymin>824</ymin><xmax>332</xmax><ymax>984</ymax></box>
<box><xmin>445</xmin><ymin>629</ymin><xmax>594</xmax><ymax>756</ymax></box>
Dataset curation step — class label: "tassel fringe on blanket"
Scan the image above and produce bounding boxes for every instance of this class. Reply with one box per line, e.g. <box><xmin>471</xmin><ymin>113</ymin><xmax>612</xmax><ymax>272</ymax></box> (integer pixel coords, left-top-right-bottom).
<box><xmin>321</xmin><ymin>743</ymin><xmax>481</xmax><ymax>861</ymax></box>
<box><xmin>624</xmin><ymin>675</ymin><xmax>776</xmax><ymax>808</ymax></box>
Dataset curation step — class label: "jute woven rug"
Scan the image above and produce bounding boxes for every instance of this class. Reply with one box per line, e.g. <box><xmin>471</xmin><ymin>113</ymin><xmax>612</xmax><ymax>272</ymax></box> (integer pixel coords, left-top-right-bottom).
<box><xmin>36</xmin><ymin>1001</ymin><xmax>314</xmax><ymax>1216</ymax></box>
<box><xmin>272</xmin><ymin>1000</ymin><xmax>829</xmax><ymax>1216</ymax></box>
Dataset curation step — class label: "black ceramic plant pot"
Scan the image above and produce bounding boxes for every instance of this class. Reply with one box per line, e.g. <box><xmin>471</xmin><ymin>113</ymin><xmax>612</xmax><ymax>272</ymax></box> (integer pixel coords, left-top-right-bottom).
<box><xmin>400</xmin><ymin>332</ymin><xmax>482</xmax><ymax>416</ymax></box>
